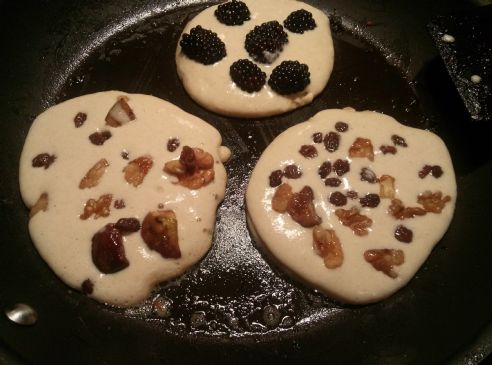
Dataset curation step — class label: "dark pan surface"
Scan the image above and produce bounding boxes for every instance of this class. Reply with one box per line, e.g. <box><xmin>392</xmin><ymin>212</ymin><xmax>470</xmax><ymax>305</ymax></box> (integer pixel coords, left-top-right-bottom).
<box><xmin>1</xmin><ymin>0</ymin><xmax>491</xmax><ymax>364</ymax></box>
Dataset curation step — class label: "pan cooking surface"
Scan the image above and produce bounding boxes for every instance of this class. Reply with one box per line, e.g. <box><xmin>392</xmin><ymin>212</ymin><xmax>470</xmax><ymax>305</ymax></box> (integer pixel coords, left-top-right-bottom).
<box><xmin>1</xmin><ymin>0</ymin><xmax>491</xmax><ymax>364</ymax></box>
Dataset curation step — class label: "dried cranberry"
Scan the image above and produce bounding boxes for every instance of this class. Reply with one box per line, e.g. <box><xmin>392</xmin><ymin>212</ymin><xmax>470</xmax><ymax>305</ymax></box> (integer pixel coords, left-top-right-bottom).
<box><xmin>299</xmin><ymin>145</ymin><xmax>318</xmax><ymax>158</ymax></box>
<box><xmin>283</xmin><ymin>164</ymin><xmax>302</xmax><ymax>179</ymax></box>
<box><xmin>167</xmin><ymin>138</ymin><xmax>180</xmax><ymax>152</ymax></box>
<box><xmin>334</xmin><ymin>121</ymin><xmax>348</xmax><ymax>132</ymax></box>
<box><xmin>333</xmin><ymin>159</ymin><xmax>350</xmax><ymax>176</ymax></box>
<box><xmin>360</xmin><ymin>167</ymin><xmax>378</xmax><ymax>183</ymax></box>
<box><xmin>324</xmin><ymin>131</ymin><xmax>340</xmax><ymax>152</ymax></box>
<box><xmin>360</xmin><ymin>193</ymin><xmax>380</xmax><ymax>208</ymax></box>
<box><xmin>325</xmin><ymin>178</ymin><xmax>341</xmax><ymax>187</ymax></box>
<box><xmin>318</xmin><ymin>161</ymin><xmax>332</xmax><ymax>179</ymax></box>
<box><xmin>391</xmin><ymin>134</ymin><xmax>407</xmax><ymax>147</ymax></box>
<box><xmin>114</xmin><ymin>199</ymin><xmax>126</xmax><ymax>209</ymax></box>
<box><xmin>394</xmin><ymin>225</ymin><xmax>413</xmax><ymax>243</ymax></box>
<box><xmin>89</xmin><ymin>130</ymin><xmax>112</xmax><ymax>146</ymax></box>
<box><xmin>431</xmin><ymin>165</ymin><xmax>443</xmax><ymax>178</ymax></box>
<box><xmin>312</xmin><ymin>132</ymin><xmax>323</xmax><ymax>143</ymax></box>
<box><xmin>269</xmin><ymin>169</ymin><xmax>283</xmax><ymax>187</ymax></box>
<box><xmin>74</xmin><ymin>112</ymin><xmax>87</xmax><ymax>128</ymax></box>
<box><xmin>115</xmin><ymin>218</ymin><xmax>141</xmax><ymax>233</ymax></box>
<box><xmin>121</xmin><ymin>150</ymin><xmax>129</xmax><ymax>160</ymax></box>
<box><xmin>81</xmin><ymin>279</ymin><xmax>94</xmax><ymax>294</ymax></box>
<box><xmin>329</xmin><ymin>191</ymin><xmax>347</xmax><ymax>206</ymax></box>
<box><xmin>346</xmin><ymin>190</ymin><xmax>358</xmax><ymax>199</ymax></box>
<box><xmin>32</xmin><ymin>153</ymin><xmax>56</xmax><ymax>169</ymax></box>
<box><xmin>91</xmin><ymin>224</ymin><xmax>129</xmax><ymax>274</ymax></box>
<box><xmin>380</xmin><ymin>145</ymin><xmax>397</xmax><ymax>155</ymax></box>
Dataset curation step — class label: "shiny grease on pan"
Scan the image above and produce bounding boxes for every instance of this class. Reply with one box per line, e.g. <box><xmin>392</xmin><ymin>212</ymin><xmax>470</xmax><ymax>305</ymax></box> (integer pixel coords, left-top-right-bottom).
<box><xmin>57</xmin><ymin>2</ymin><xmax>426</xmax><ymax>337</ymax></box>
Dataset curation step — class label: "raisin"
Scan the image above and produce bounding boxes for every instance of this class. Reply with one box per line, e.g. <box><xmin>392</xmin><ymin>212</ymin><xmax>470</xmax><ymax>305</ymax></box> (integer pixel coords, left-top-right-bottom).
<box><xmin>394</xmin><ymin>225</ymin><xmax>413</xmax><ymax>243</ymax></box>
<box><xmin>334</xmin><ymin>121</ymin><xmax>348</xmax><ymax>132</ymax></box>
<box><xmin>180</xmin><ymin>146</ymin><xmax>196</xmax><ymax>174</ymax></box>
<box><xmin>333</xmin><ymin>159</ymin><xmax>350</xmax><ymax>176</ymax></box>
<box><xmin>346</xmin><ymin>190</ymin><xmax>358</xmax><ymax>199</ymax></box>
<box><xmin>318</xmin><ymin>161</ymin><xmax>332</xmax><ymax>179</ymax></box>
<box><xmin>432</xmin><ymin>165</ymin><xmax>443</xmax><ymax>178</ymax></box>
<box><xmin>418</xmin><ymin>165</ymin><xmax>432</xmax><ymax>178</ymax></box>
<box><xmin>419</xmin><ymin>165</ymin><xmax>443</xmax><ymax>178</ymax></box>
<box><xmin>380</xmin><ymin>145</ymin><xmax>397</xmax><ymax>155</ymax></box>
<box><xmin>299</xmin><ymin>145</ymin><xmax>318</xmax><ymax>158</ymax></box>
<box><xmin>81</xmin><ymin>279</ymin><xmax>94</xmax><ymax>294</ymax></box>
<box><xmin>89</xmin><ymin>130</ymin><xmax>112</xmax><ymax>146</ymax></box>
<box><xmin>325</xmin><ymin>178</ymin><xmax>341</xmax><ymax>187</ymax></box>
<box><xmin>74</xmin><ymin>112</ymin><xmax>87</xmax><ymax>128</ymax></box>
<box><xmin>312</xmin><ymin>132</ymin><xmax>323</xmax><ymax>143</ymax></box>
<box><xmin>269</xmin><ymin>169</ymin><xmax>283</xmax><ymax>187</ymax></box>
<box><xmin>323</xmin><ymin>131</ymin><xmax>340</xmax><ymax>152</ymax></box>
<box><xmin>167</xmin><ymin>138</ymin><xmax>180</xmax><ymax>152</ymax></box>
<box><xmin>391</xmin><ymin>134</ymin><xmax>407</xmax><ymax>147</ymax></box>
<box><xmin>91</xmin><ymin>224</ymin><xmax>129</xmax><ymax>274</ymax></box>
<box><xmin>283</xmin><ymin>164</ymin><xmax>302</xmax><ymax>179</ymax></box>
<box><xmin>114</xmin><ymin>199</ymin><xmax>125</xmax><ymax>209</ymax></box>
<box><xmin>360</xmin><ymin>193</ymin><xmax>380</xmax><ymax>208</ymax></box>
<box><xmin>329</xmin><ymin>191</ymin><xmax>347</xmax><ymax>206</ymax></box>
<box><xmin>32</xmin><ymin>153</ymin><xmax>56</xmax><ymax>169</ymax></box>
<box><xmin>360</xmin><ymin>167</ymin><xmax>378</xmax><ymax>183</ymax></box>
<box><xmin>115</xmin><ymin>218</ymin><xmax>141</xmax><ymax>233</ymax></box>
<box><xmin>121</xmin><ymin>150</ymin><xmax>129</xmax><ymax>160</ymax></box>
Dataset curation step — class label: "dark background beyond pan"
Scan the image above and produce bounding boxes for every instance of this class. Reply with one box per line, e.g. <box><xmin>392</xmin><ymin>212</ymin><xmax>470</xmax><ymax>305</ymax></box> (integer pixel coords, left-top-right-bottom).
<box><xmin>0</xmin><ymin>0</ymin><xmax>491</xmax><ymax>364</ymax></box>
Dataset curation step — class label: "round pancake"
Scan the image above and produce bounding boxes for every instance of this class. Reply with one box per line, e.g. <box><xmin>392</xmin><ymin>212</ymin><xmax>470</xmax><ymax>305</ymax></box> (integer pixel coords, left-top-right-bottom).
<box><xmin>19</xmin><ymin>91</ymin><xmax>229</xmax><ymax>307</ymax></box>
<box><xmin>246</xmin><ymin>108</ymin><xmax>457</xmax><ymax>304</ymax></box>
<box><xmin>176</xmin><ymin>0</ymin><xmax>334</xmax><ymax>118</ymax></box>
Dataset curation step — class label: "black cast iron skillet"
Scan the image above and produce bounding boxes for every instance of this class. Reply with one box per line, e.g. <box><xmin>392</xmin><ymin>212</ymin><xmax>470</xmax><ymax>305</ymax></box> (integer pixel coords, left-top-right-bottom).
<box><xmin>1</xmin><ymin>0</ymin><xmax>491</xmax><ymax>364</ymax></box>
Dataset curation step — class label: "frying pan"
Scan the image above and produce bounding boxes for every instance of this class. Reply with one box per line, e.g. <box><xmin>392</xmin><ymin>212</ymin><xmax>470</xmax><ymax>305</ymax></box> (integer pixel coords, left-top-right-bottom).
<box><xmin>1</xmin><ymin>0</ymin><xmax>491</xmax><ymax>363</ymax></box>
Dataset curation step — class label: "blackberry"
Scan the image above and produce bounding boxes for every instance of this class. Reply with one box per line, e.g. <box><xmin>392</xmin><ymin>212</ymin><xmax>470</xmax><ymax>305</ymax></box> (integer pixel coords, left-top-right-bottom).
<box><xmin>284</xmin><ymin>9</ymin><xmax>317</xmax><ymax>33</ymax></box>
<box><xmin>268</xmin><ymin>60</ymin><xmax>310</xmax><ymax>95</ymax></box>
<box><xmin>230</xmin><ymin>59</ymin><xmax>266</xmax><ymax>93</ymax></box>
<box><xmin>245</xmin><ymin>21</ymin><xmax>288</xmax><ymax>64</ymax></box>
<box><xmin>180</xmin><ymin>26</ymin><xmax>226</xmax><ymax>65</ymax></box>
<box><xmin>215</xmin><ymin>0</ymin><xmax>250</xmax><ymax>26</ymax></box>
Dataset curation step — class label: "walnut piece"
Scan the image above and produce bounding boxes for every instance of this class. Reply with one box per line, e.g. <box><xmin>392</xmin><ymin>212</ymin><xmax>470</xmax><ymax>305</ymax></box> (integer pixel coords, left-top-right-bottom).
<box><xmin>105</xmin><ymin>96</ymin><xmax>136</xmax><ymax>127</ymax></box>
<box><xmin>29</xmin><ymin>193</ymin><xmax>48</xmax><ymax>218</ymax></box>
<box><xmin>272</xmin><ymin>183</ymin><xmax>293</xmax><ymax>213</ymax></box>
<box><xmin>79</xmin><ymin>159</ymin><xmax>109</xmax><ymax>189</ymax></box>
<box><xmin>141</xmin><ymin>210</ymin><xmax>181</xmax><ymax>258</ymax></box>
<box><xmin>313</xmin><ymin>226</ymin><xmax>344</xmax><ymax>269</ymax></box>
<box><xmin>335</xmin><ymin>207</ymin><xmax>372</xmax><ymax>236</ymax></box>
<box><xmin>163</xmin><ymin>146</ymin><xmax>215</xmax><ymax>189</ymax></box>
<box><xmin>349</xmin><ymin>137</ymin><xmax>374</xmax><ymax>161</ymax></box>
<box><xmin>417</xmin><ymin>191</ymin><xmax>451</xmax><ymax>213</ymax></box>
<box><xmin>379</xmin><ymin>174</ymin><xmax>396</xmax><ymax>199</ymax></box>
<box><xmin>123</xmin><ymin>155</ymin><xmax>153</xmax><ymax>187</ymax></box>
<box><xmin>364</xmin><ymin>249</ymin><xmax>404</xmax><ymax>278</ymax></box>
<box><xmin>287</xmin><ymin>186</ymin><xmax>322</xmax><ymax>227</ymax></box>
<box><xmin>388</xmin><ymin>199</ymin><xmax>426</xmax><ymax>219</ymax></box>
<box><xmin>80</xmin><ymin>194</ymin><xmax>113</xmax><ymax>220</ymax></box>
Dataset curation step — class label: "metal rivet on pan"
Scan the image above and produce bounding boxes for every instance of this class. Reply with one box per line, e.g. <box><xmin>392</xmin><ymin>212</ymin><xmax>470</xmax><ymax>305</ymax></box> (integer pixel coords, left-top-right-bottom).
<box><xmin>441</xmin><ymin>34</ymin><xmax>455</xmax><ymax>43</ymax></box>
<box><xmin>4</xmin><ymin>303</ymin><xmax>38</xmax><ymax>326</ymax></box>
<box><xmin>262</xmin><ymin>305</ymin><xmax>281</xmax><ymax>328</ymax></box>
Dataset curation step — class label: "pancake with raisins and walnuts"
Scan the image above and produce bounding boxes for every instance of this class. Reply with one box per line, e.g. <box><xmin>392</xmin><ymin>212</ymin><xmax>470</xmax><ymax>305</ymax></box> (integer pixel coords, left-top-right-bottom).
<box><xmin>246</xmin><ymin>108</ymin><xmax>456</xmax><ymax>304</ymax></box>
<box><xmin>176</xmin><ymin>0</ymin><xmax>334</xmax><ymax>118</ymax></box>
<box><xmin>19</xmin><ymin>91</ymin><xmax>230</xmax><ymax>307</ymax></box>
